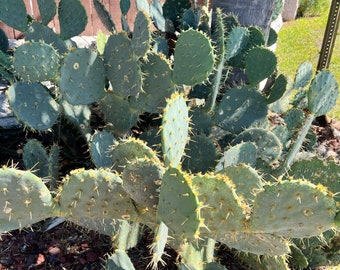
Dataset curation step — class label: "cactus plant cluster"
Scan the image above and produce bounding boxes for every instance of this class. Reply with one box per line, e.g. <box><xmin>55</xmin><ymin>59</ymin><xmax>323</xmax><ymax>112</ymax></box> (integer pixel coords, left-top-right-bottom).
<box><xmin>0</xmin><ymin>0</ymin><xmax>339</xmax><ymax>269</ymax></box>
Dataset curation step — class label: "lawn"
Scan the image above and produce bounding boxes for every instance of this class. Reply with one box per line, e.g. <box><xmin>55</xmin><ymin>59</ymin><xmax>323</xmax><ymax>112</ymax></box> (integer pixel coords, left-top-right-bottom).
<box><xmin>275</xmin><ymin>4</ymin><xmax>340</xmax><ymax>118</ymax></box>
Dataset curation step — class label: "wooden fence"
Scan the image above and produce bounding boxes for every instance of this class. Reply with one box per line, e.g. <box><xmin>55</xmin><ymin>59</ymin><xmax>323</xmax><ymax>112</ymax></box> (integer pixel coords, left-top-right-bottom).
<box><xmin>0</xmin><ymin>0</ymin><xmax>209</xmax><ymax>39</ymax></box>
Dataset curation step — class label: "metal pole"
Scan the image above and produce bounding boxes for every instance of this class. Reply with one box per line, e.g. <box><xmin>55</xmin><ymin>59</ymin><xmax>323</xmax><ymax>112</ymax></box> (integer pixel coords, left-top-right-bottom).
<box><xmin>317</xmin><ymin>0</ymin><xmax>340</xmax><ymax>71</ymax></box>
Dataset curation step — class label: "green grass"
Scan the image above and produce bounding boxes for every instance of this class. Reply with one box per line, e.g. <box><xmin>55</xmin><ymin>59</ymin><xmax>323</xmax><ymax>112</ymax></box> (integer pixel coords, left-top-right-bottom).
<box><xmin>275</xmin><ymin>5</ymin><xmax>340</xmax><ymax>119</ymax></box>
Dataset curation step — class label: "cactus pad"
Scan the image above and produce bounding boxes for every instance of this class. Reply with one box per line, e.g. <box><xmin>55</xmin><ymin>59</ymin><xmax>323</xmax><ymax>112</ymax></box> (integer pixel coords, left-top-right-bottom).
<box><xmin>216</xmin><ymin>142</ymin><xmax>257</xmax><ymax>171</ymax></box>
<box><xmin>121</xmin><ymin>158</ymin><xmax>164</xmax><ymax>210</ymax></box>
<box><xmin>58</xmin><ymin>168</ymin><xmax>137</xmax><ymax>221</ymax></box>
<box><xmin>249</xmin><ymin>180</ymin><xmax>337</xmax><ymax>238</ymax></box>
<box><xmin>172</xmin><ymin>29</ymin><xmax>214</xmax><ymax>86</ymax></box>
<box><xmin>13</xmin><ymin>41</ymin><xmax>59</xmax><ymax>82</ymax></box>
<box><xmin>89</xmin><ymin>130</ymin><xmax>116</xmax><ymax>169</ymax></box>
<box><xmin>104</xmin><ymin>32</ymin><xmax>142</xmax><ymax>97</ymax></box>
<box><xmin>293</xmin><ymin>61</ymin><xmax>313</xmax><ymax>89</ymax></box>
<box><xmin>218</xmin><ymin>232</ymin><xmax>290</xmax><ymax>256</ymax></box>
<box><xmin>0</xmin><ymin>0</ymin><xmax>28</xmax><ymax>32</ymax></box>
<box><xmin>23</xmin><ymin>139</ymin><xmax>49</xmax><ymax>178</ymax></box>
<box><xmin>37</xmin><ymin>0</ymin><xmax>57</xmax><ymax>25</ymax></box>
<box><xmin>0</xmin><ymin>167</ymin><xmax>54</xmax><ymax>233</ymax></box>
<box><xmin>182</xmin><ymin>135</ymin><xmax>217</xmax><ymax>173</ymax></box>
<box><xmin>58</xmin><ymin>0</ymin><xmax>87</xmax><ymax>40</ymax></box>
<box><xmin>215</xmin><ymin>86</ymin><xmax>268</xmax><ymax>134</ymax></box>
<box><xmin>192</xmin><ymin>173</ymin><xmax>246</xmax><ymax>239</ymax></box>
<box><xmin>100</xmin><ymin>93</ymin><xmax>138</xmax><ymax>137</ymax></box>
<box><xmin>158</xmin><ymin>168</ymin><xmax>202</xmax><ymax>240</ymax></box>
<box><xmin>25</xmin><ymin>22</ymin><xmax>68</xmax><ymax>54</ymax></box>
<box><xmin>308</xmin><ymin>70</ymin><xmax>338</xmax><ymax>116</ymax></box>
<box><xmin>131</xmin><ymin>11</ymin><xmax>151</xmax><ymax>58</ymax></box>
<box><xmin>232</xmin><ymin>128</ymin><xmax>282</xmax><ymax>166</ymax></box>
<box><xmin>59</xmin><ymin>48</ymin><xmax>106</xmax><ymax>105</ymax></box>
<box><xmin>8</xmin><ymin>82</ymin><xmax>60</xmax><ymax>130</ymax></box>
<box><xmin>131</xmin><ymin>53</ymin><xmax>175</xmax><ymax>113</ymax></box>
<box><xmin>219</xmin><ymin>164</ymin><xmax>263</xmax><ymax>202</ymax></box>
<box><xmin>161</xmin><ymin>92</ymin><xmax>189</xmax><ymax>167</ymax></box>
<box><xmin>110</xmin><ymin>138</ymin><xmax>160</xmax><ymax>174</ymax></box>
<box><xmin>245</xmin><ymin>47</ymin><xmax>277</xmax><ymax>85</ymax></box>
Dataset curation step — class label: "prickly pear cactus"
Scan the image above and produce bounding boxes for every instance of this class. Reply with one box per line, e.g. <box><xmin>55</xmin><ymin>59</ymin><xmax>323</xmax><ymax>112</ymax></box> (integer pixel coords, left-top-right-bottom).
<box><xmin>0</xmin><ymin>0</ymin><xmax>28</xmax><ymax>32</ymax></box>
<box><xmin>59</xmin><ymin>48</ymin><xmax>106</xmax><ymax>105</ymax></box>
<box><xmin>0</xmin><ymin>167</ymin><xmax>54</xmax><ymax>233</ymax></box>
<box><xmin>161</xmin><ymin>92</ymin><xmax>189</xmax><ymax>168</ymax></box>
<box><xmin>249</xmin><ymin>180</ymin><xmax>337</xmax><ymax>238</ymax></box>
<box><xmin>172</xmin><ymin>29</ymin><xmax>215</xmax><ymax>86</ymax></box>
<box><xmin>13</xmin><ymin>41</ymin><xmax>59</xmax><ymax>82</ymax></box>
<box><xmin>158</xmin><ymin>167</ymin><xmax>202</xmax><ymax>240</ymax></box>
<box><xmin>58</xmin><ymin>168</ymin><xmax>138</xmax><ymax>221</ymax></box>
<box><xmin>7</xmin><ymin>82</ymin><xmax>60</xmax><ymax>130</ymax></box>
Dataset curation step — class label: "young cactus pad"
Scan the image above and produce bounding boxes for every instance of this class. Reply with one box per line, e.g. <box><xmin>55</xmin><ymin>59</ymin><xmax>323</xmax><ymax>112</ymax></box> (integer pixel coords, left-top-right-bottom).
<box><xmin>59</xmin><ymin>48</ymin><xmax>106</xmax><ymax>105</ymax></box>
<box><xmin>0</xmin><ymin>167</ymin><xmax>54</xmax><ymax>233</ymax></box>
<box><xmin>172</xmin><ymin>29</ymin><xmax>215</xmax><ymax>86</ymax></box>
<box><xmin>161</xmin><ymin>92</ymin><xmax>189</xmax><ymax>168</ymax></box>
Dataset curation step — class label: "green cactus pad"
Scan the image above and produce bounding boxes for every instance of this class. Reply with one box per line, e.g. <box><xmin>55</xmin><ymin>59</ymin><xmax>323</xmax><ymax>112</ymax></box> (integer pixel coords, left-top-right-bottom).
<box><xmin>106</xmin><ymin>249</ymin><xmax>136</xmax><ymax>270</ymax></box>
<box><xmin>148</xmin><ymin>222</ymin><xmax>169</xmax><ymax>269</ymax></box>
<box><xmin>192</xmin><ymin>173</ymin><xmax>246</xmax><ymax>239</ymax></box>
<box><xmin>172</xmin><ymin>29</ymin><xmax>214</xmax><ymax>86</ymax></box>
<box><xmin>59</xmin><ymin>48</ymin><xmax>105</xmax><ymax>105</ymax></box>
<box><xmin>25</xmin><ymin>22</ymin><xmax>68</xmax><ymax>54</ymax></box>
<box><xmin>232</xmin><ymin>128</ymin><xmax>282</xmax><ymax>166</ymax></box>
<box><xmin>110</xmin><ymin>138</ymin><xmax>160</xmax><ymax>174</ymax></box>
<box><xmin>308</xmin><ymin>70</ymin><xmax>338</xmax><ymax>116</ymax></box>
<box><xmin>58</xmin><ymin>168</ymin><xmax>137</xmax><ymax>221</ymax></box>
<box><xmin>158</xmin><ymin>167</ymin><xmax>202</xmax><ymax>240</ymax></box>
<box><xmin>293</xmin><ymin>61</ymin><xmax>313</xmax><ymax>89</ymax></box>
<box><xmin>182</xmin><ymin>135</ymin><xmax>217</xmax><ymax>174</ymax></box>
<box><xmin>216</xmin><ymin>142</ymin><xmax>257</xmax><ymax>171</ymax></box>
<box><xmin>58</xmin><ymin>0</ymin><xmax>87</xmax><ymax>39</ymax></box>
<box><xmin>37</xmin><ymin>0</ymin><xmax>57</xmax><ymax>25</ymax></box>
<box><xmin>8</xmin><ymin>82</ymin><xmax>60</xmax><ymax>130</ymax></box>
<box><xmin>266</xmin><ymin>74</ymin><xmax>288</xmax><ymax>104</ymax></box>
<box><xmin>249</xmin><ymin>180</ymin><xmax>337</xmax><ymax>238</ymax></box>
<box><xmin>131</xmin><ymin>11</ymin><xmax>151</xmax><ymax>58</ymax></box>
<box><xmin>100</xmin><ymin>93</ymin><xmax>139</xmax><ymax>137</ymax></box>
<box><xmin>0</xmin><ymin>0</ymin><xmax>28</xmax><ymax>32</ymax></box>
<box><xmin>215</xmin><ymin>86</ymin><xmax>268</xmax><ymax>134</ymax></box>
<box><xmin>89</xmin><ymin>130</ymin><xmax>116</xmax><ymax>169</ymax></box>
<box><xmin>13</xmin><ymin>41</ymin><xmax>59</xmax><ymax>82</ymax></box>
<box><xmin>0</xmin><ymin>167</ymin><xmax>54</xmax><ymax>233</ymax></box>
<box><xmin>161</xmin><ymin>92</ymin><xmax>189</xmax><ymax>167</ymax></box>
<box><xmin>130</xmin><ymin>53</ymin><xmax>175</xmax><ymax>113</ymax></box>
<box><xmin>0</xmin><ymin>28</ymin><xmax>8</xmax><ymax>53</ymax></box>
<box><xmin>23</xmin><ymin>139</ymin><xmax>49</xmax><ymax>178</ymax></box>
<box><xmin>104</xmin><ymin>32</ymin><xmax>142</xmax><ymax>97</ymax></box>
<box><xmin>48</xmin><ymin>144</ymin><xmax>59</xmax><ymax>189</ymax></box>
<box><xmin>121</xmin><ymin>158</ymin><xmax>164</xmax><ymax>210</ymax></box>
<box><xmin>93</xmin><ymin>0</ymin><xmax>116</xmax><ymax>32</ymax></box>
<box><xmin>284</xmin><ymin>108</ymin><xmax>304</xmax><ymax>130</ymax></box>
<box><xmin>189</xmin><ymin>107</ymin><xmax>212</xmax><ymax>136</ymax></box>
<box><xmin>225</xmin><ymin>27</ymin><xmax>249</xmax><ymax>60</ymax></box>
<box><xmin>245</xmin><ymin>47</ymin><xmax>277</xmax><ymax>85</ymax></box>
<box><xmin>219</xmin><ymin>164</ymin><xmax>263</xmax><ymax>202</ymax></box>
<box><xmin>288</xmin><ymin>157</ymin><xmax>340</xmax><ymax>203</ymax></box>
<box><xmin>218</xmin><ymin>232</ymin><xmax>290</xmax><ymax>256</ymax></box>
